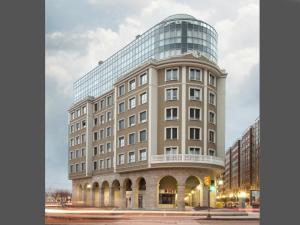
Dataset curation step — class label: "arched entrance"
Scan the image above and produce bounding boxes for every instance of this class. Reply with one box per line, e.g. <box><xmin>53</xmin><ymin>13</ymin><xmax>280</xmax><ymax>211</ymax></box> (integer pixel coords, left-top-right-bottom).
<box><xmin>185</xmin><ymin>176</ymin><xmax>202</xmax><ymax>207</ymax></box>
<box><xmin>76</xmin><ymin>184</ymin><xmax>83</xmax><ymax>205</ymax></box>
<box><xmin>123</xmin><ymin>178</ymin><xmax>133</xmax><ymax>208</ymax></box>
<box><xmin>101</xmin><ymin>181</ymin><xmax>110</xmax><ymax>207</ymax></box>
<box><xmin>92</xmin><ymin>182</ymin><xmax>100</xmax><ymax>207</ymax></box>
<box><xmin>158</xmin><ymin>176</ymin><xmax>178</xmax><ymax>208</ymax></box>
<box><xmin>112</xmin><ymin>180</ymin><xmax>121</xmax><ymax>208</ymax></box>
<box><xmin>83</xmin><ymin>183</ymin><xmax>92</xmax><ymax>206</ymax></box>
<box><xmin>136</xmin><ymin>177</ymin><xmax>146</xmax><ymax>209</ymax></box>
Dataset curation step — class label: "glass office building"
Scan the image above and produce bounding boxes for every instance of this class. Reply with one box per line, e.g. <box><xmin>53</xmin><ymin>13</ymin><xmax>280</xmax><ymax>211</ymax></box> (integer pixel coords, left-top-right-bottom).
<box><xmin>73</xmin><ymin>14</ymin><xmax>218</xmax><ymax>103</ymax></box>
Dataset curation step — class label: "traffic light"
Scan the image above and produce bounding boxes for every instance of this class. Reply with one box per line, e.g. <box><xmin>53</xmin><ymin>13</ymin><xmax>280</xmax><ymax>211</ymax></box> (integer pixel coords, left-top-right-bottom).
<box><xmin>210</xmin><ymin>180</ymin><xmax>216</xmax><ymax>192</ymax></box>
<box><xmin>204</xmin><ymin>176</ymin><xmax>211</xmax><ymax>186</ymax></box>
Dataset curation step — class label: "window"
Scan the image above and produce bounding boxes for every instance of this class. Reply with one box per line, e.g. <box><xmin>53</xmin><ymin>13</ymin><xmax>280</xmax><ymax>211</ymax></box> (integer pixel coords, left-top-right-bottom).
<box><xmin>189</xmin><ymin>88</ymin><xmax>201</xmax><ymax>101</ymax></box>
<box><xmin>140</xmin><ymin>92</ymin><xmax>147</xmax><ymax>104</ymax></box>
<box><xmin>209</xmin><ymin>111</ymin><xmax>216</xmax><ymax>124</ymax></box>
<box><xmin>100</xmin><ymin>115</ymin><xmax>105</xmax><ymax>124</ymax></box>
<box><xmin>70</xmin><ymin>151</ymin><xmax>74</xmax><ymax>159</ymax></box>
<box><xmin>188</xmin><ymin>147</ymin><xmax>201</xmax><ymax>155</ymax></box>
<box><xmin>71</xmin><ymin>112</ymin><xmax>75</xmax><ymax>120</ymax></box>
<box><xmin>128</xmin><ymin>152</ymin><xmax>135</xmax><ymax>163</ymax></box>
<box><xmin>208</xmin><ymin>149</ymin><xmax>216</xmax><ymax>156</ymax></box>
<box><xmin>107</xmin><ymin>95</ymin><xmax>113</xmax><ymax>106</ymax></box>
<box><xmin>119</xmin><ymin>119</ymin><xmax>125</xmax><ymax>130</ymax></box>
<box><xmin>100</xmin><ymin>100</ymin><xmax>105</xmax><ymax>109</ymax></box>
<box><xmin>75</xmin><ymin>164</ymin><xmax>80</xmax><ymax>172</ymax></box>
<box><xmin>106</xmin><ymin>142</ymin><xmax>111</xmax><ymax>152</ymax></box>
<box><xmin>190</xmin><ymin>128</ymin><xmax>201</xmax><ymax>140</ymax></box>
<box><xmin>129</xmin><ymin>79</ymin><xmax>136</xmax><ymax>91</ymax></box>
<box><xmin>119</xmin><ymin>102</ymin><xmax>125</xmax><ymax>113</ymax></box>
<box><xmin>75</xmin><ymin>136</ymin><xmax>80</xmax><ymax>145</ymax></box>
<box><xmin>106</xmin><ymin>158</ymin><xmax>111</xmax><ymax>168</ymax></box>
<box><xmin>139</xmin><ymin>130</ymin><xmax>147</xmax><ymax>142</ymax></box>
<box><xmin>82</xmin><ymin>106</ymin><xmax>87</xmax><ymax>114</ymax></box>
<box><xmin>70</xmin><ymin>138</ymin><xmax>74</xmax><ymax>147</ymax></box>
<box><xmin>81</xmin><ymin>162</ymin><xmax>85</xmax><ymax>171</ymax></box>
<box><xmin>70</xmin><ymin>125</ymin><xmax>74</xmax><ymax>133</ymax></box>
<box><xmin>209</xmin><ymin>74</ymin><xmax>216</xmax><ymax>86</ymax></box>
<box><xmin>70</xmin><ymin>165</ymin><xmax>74</xmax><ymax>173</ymax></box>
<box><xmin>99</xmin><ymin>145</ymin><xmax>104</xmax><ymax>154</ymax></box>
<box><xmin>118</xmin><ymin>154</ymin><xmax>125</xmax><ymax>165</ymax></box>
<box><xmin>81</xmin><ymin>148</ymin><xmax>85</xmax><ymax>157</ymax></box>
<box><xmin>99</xmin><ymin>129</ymin><xmax>104</xmax><ymax>139</ymax></box>
<box><xmin>209</xmin><ymin>92</ymin><xmax>216</xmax><ymax>105</ymax></box>
<box><xmin>165</xmin><ymin>147</ymin><xmax>177</xmax><ymax>155</ymax></box>
<box><xmin>189</xmin><ymin>68</ymin><xmax>201</xmax><ymax>81</ymax></box>
<box><xmin>94</xmin><ymin>103</ymin><xmax>98</xmax><ymax>112</ymax></box>
<box><xmin>93</xmin><ymin>161</ymin><xmax>98</xmax><ymax>170</ymax></box>
<box><xmin>94</xmin><ymin>118</ymin><xmax>98</xmax><ymax>126</ymax></box>
<box><xmin>209</xmin><ymin>130</ymin><xmax>216</xmax><ymax>143</ymax></box>
<box><xmin>119</xmin><ymin>85</ymin><xmax>125</xmax><ymax>96</ymax></box>
<box><xmin>129</xmin><ymin>115</ymin><xmax>136</xmax><ymax>127</ymax></box>
<box><xmin>76</xmin><ymin>122</ymin><xmax>80</xmax><ymax>131</ymax></box>
<box><xmin>81</xmin><ymin>134</ymin><xmax>86</xmax><ymax>143</ymax></box>
<box><xmin>165</xmin><ymin>68</ymin><xmax>178</xmax><ymax>81</ymax></box>
<box><xmin>139</xmin><ymin>111</ymin><xmax>147</xmax><ymax>123</ymax></box>
<box><xmin>139</xmin><ymin>149</ymin><xmax>147</xmax><ymax>161</ymax></box>
<box><xmin>100</xmin><ymin>160</ymin><xmax>104</xmax><ymax>169</ymax></box>
<box><xmin>165</xmin><ymin>108</ymin><xmax>178</xmax><ymax>120</ymax></box>
<box><xmin>93</xmin><ymin>132</ymin><xmax>98</xmax><ymax>141</ymax></box>
<box><xmin>166</xmin><ymin>127</ymin><xmax>178</xmax><ymax>140</ymax></box>
<box><xmin>76</xmin><ymin>109</ymin><xmax>81</xmax><ymax>117</ymax></box>
<box><xmin>119</xmin><ymin>136</ymin><xmax>125</xmax><ymax>147</ymax></box>
<box><xmin>165</xmin><ymin>88</ymin><xmax>178</xmax><ymax>100</ymax></box>
<box><xmin>189</xmin><ymin>108</ymin><xmax>201</xmax><ymax>120</ymax></box>
<box><xmin>129</xmin><ymin>97</ymin><xmax>136</xmax><ymax>109</ymax></box>
<box><xmin>75</xmin><ymin>149</ymin><xmax>80</xmax><ymax>158</ymax></box>
<box><xmin>107</xmin><ymin>111</ymin><xmax>112</xmax><ymax>121</ymax></box>
<box><xmin>129</xmin><ymin>133</ymin><xmax>135</xmax><ymax>145</ymax></box>
<box><xmin>93</xmin><ymin>146</ymin><xmax>98</xmax><ymax>156</ymax></box>
<box><xmin>140</xmin><ymin>73</ymin><xmax>147</xmax><ymax>85</ymax></box>
<box><xmin>106</xmin><ymin>127</ymin><xmax>112</xmax><ymax>137</ymax></box>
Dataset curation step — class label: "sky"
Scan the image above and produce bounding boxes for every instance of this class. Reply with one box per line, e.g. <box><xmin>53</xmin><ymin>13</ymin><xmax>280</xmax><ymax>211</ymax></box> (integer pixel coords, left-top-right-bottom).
<box><xmin>45</xmin><ymin>0</ymin><xmax>259</xmax><ymax>191</ymax></box>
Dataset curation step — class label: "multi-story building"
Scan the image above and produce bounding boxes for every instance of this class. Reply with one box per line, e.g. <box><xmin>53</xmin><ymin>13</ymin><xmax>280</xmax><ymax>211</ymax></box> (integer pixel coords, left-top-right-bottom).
<box><xmin>68</xmin><ymin>14</ymin><xmax>227</xmax><ymax>210</ymax></box>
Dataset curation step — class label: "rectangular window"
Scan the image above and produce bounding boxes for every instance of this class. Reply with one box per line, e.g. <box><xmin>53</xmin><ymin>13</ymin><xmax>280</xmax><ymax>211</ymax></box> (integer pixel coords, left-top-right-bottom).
<box><xmin>166</xmin><ymin>127</ymin><xmax>178</xmax><ymax>139</ymax></box>
<box><xmin>70</xmin><ymin>165</ymin><xmax>74</xmax><ymax>173</ymax></box>
<box><xmin>100</xmin><ymin>160</ymin><xmax>104</xmax><ymax>169</ymax></box>
<box><xmin>209</xmin><ymin>130</ymin><xmax>216</xmax><ymax>143</ymax></box>
<box><xmin>128</xmin><ymin>152</ymin><xmax>135</xmax><ymax>163</ymax></box>
<box><xmin>189</xmin><ymin>68</ymin><xmax>201</xmax><ymax>81</ymax></box>
<box><xmin>75</xmin><ymin>164</ymin><xmax>80</xmax><ymax>172</ymax></box>
<box><xmin>106</xmin><ymin>158</ymin><xmax>111</xmax><ymax>168</ymax></box>
<box><xmin>107</xmin><ymin>95</ymin><xmax>113</xmax><ymax>106</ymax></box>
<box><xmin>100</xmin><ymin>100</ymin><xmax>105</xmax><ymax>109</ymax></box>
<box><xmin>139</xmin><ymin>149</ymin><xmax>147</xmax><ymax>161</ymax></box>
<box><xmin>100</xmin><ymin>115</ymin><xmax>105</xmax><ymax>124</ymax></box>
<box><xmin>209</xmin><ymin>92</ymin><xmax>216</xmax><ymax>105</ymax></box>
<box><xmin>70</xmin><ymin>151</ymin><xmax>74</xmax><ymax>159</ymax></box>
<box><xmin>70</xmin><ymin>125</ymin><xmax>74</xmax><ymax>133</ymax></box>
<box><xmin>165</xmin><ymin>88</ymin><xmax>178</xmax><ymax>100</ymax></box>
<box><xmin>208</xmin><ymin>149</ymin><xmax>216</xmax><ymax>156</ymax></box>
<box><xmin>82</xmin><ymin>106</ymin><xmax>87</xmax><ymax>114</ymax></box>
<box><xmin>166</xmin><ymin>108</ymin><xmax>178</xmax><ymax>120</ymax></box>
<box><xmin>166</xmin><ymin>147</ymin><xmax>177</xmax><ymax>155</ymax></box>
<box><xmin>106</xmin><ymin>142</ymin><xmax>111</xmax><ymax>152</ymax></box>
<box><xmin>129</xmin><ymin>79</ymin><xmax>136</xmax><ymax>91</ymax></box>
<box><xmin>209</xmin><ymin>111</ymin><xmax>216</xmax><ymax>124</ymax></box>
<box><xmin>81</xmin><ymin>162</ymin><xmax>85</xmax><ymax>171</ymax></box>
<box><xmin>187</xmin><ymin>147</ymin><xmax>201</xmax><ymax>155</ymax></box>
<box><xmin>139</xmin><ymin>130</ymin><xmax>147</xmax><ymax>142</ymax></box>
<box><xmin>118</xmin><ymin>154</ymin><xmax>125</xmax><ymax>165</ymax></box>
<box><xmin>81</xmin><ymin>134</ymin><xmax>86</xmax><ymax>143</ymax></box>
<box><xmin>129</xmin><ymin>97</ymin><xmax>136</xmax><ymax>109</ymax></box>
<box><xmin>99</xmin><ymin>129</ymin><xmax>104</xmax><ymax>139</ymax></box>
<box><xmin>190</xmin><ymin>128</ymin><xmax>201</xmax><ymax>140</ymax></box>
<box><xmin>140</xmin><ymin>73</ymin><xmax>147</xmax><ymax>85</ymax></box>
<box><xmin>94</xmin><ymin>118</ymin><xmax>98</xmax><ymax>126</ymax></box>
<box><xmin>107</xmin><ymin>111</ymin><xmax>112</xmax><ymax>121</ymax></box>
<box><xmin>189</xmin><ymin>108</ymin><xmax>201</xmax><ymax>120</ymax></box>
<box><xmin>99</xmin><ymin>145</ymin><xmax>104</xmax><ymax>154</ymax></box>
<box><xmin>75</xmin><ymin>149</ymin><xmax>80</xmax><ymax>158</ymax></box>
<box><xmin>93</xmin><ymin>161</ymin><xmax>97</xmax><ymax>170</ymax></box>
<box><xmin>119</xmin><ymin>136</ymin><xmax>125</xmax><ymax>147</ymax></box>
<box><xmin>71</xmin><ymin>112</ymin><xmax>75</xmax><ymax>120</ymax></box>
<box><xmin>76</xmin><ymin>122</ymin><xmax>80</xmax><ymax>131</ymax></box>
<box><xmin>81</xmin><ymin>148</ymin><xmax>85</xmax><ymax>157</ymax></box>
<box><xmin>139</xmin><ymin>111</ymin><xmax>147</xmax><ymax>123</ymax></box>
<box><xmin>129</xmin><ymin>115</ymin><xmax>136</xmax><ymax>127</ymax></box>
<box><xmin>106</xmin><ymin>127</ymin><xmax>112</xmax><ymax>137</ymax></box>
<box><xmin>70</xmin><ymin>138</ymin><xmax>74</xmax><ymax>147</ymax></box>
<box><xmin>189</xmin><ymin>88</ymin><xmax>201</xmax><ymax>100</ymax></box>
<box><xmin>129</xmin><ymin>133</ymin><xmax>135</xmax><ymax>145</ymax></box>
<box><xmin>76</xmin><ymin>109</ymin><xmax>81</xmax><ymax>117</ymax></box>
<box><xmin>119</xmin><ymin>85</ymin><xmax>125</xmax><ymax>96</ymax></box>
<box><xmin>165</xmin><ymin>68</ymin><xmax>178</xmax><ymax>81</ymax></box>
<box><xmin>119</xmin><ymin>119</ymin><xmax>125</xmax><ymax>130</ymax></box>
<box><xmin>119</xmin><ymin>102</ymin><xmax>125</xmax><ymax>113</ymax></box>
<box><xmin>140</xmin><ymin>92</ymin><xmax>147</xmax><ymax>104</ymax></box>
<box><xmin>94</xmin><ymin>132</ymin><xmax>98</xmax><ymax>141</ymax></box>
<box><xmin>75</xmin><ymin>136</ymin><xmax>80</xmax><ymax>145</ymax></box>
<box><xmin>93</xmin><ymin>146</ymin><xmax>98</xmax><ymax>156</ymax></box>
<box><xmin>94</xmin><ymin>103</ymin><xmax>98</xmax><ymax>112</ymax></box>
<box><xmin>209</xmin><ymin>74</ymin><xmax>216</xmax><ymax>86</ymax></box>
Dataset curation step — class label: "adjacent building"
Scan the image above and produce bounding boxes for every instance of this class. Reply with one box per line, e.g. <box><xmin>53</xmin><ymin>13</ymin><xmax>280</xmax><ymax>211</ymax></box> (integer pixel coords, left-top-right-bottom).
<box><xmin>68</xmin><ymin>14</ymin><xmax>227</xmax><ymax>210</ymax></box>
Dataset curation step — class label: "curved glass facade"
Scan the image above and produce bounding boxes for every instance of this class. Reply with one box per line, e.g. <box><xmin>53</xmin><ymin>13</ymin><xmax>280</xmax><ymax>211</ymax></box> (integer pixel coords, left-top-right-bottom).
<box><xmin>74</xmin><ymin>14</ymin><xmax>218</xmax><ymax>103</ymax></box>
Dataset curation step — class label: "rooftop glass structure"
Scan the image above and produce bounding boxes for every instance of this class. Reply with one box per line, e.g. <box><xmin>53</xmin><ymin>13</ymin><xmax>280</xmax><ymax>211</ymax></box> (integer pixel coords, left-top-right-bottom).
<box><xmin>73</xmin><ymin>14</ymin><xmax>218</xmax><ymax>103</ymax></box>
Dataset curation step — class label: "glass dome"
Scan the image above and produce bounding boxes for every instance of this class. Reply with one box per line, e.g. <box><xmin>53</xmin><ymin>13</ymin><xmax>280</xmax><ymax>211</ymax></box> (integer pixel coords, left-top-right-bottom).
<box><xmin>162</xmin><ymin>14</ymin><xmax>196</xmax><ymax>22</ymax></box>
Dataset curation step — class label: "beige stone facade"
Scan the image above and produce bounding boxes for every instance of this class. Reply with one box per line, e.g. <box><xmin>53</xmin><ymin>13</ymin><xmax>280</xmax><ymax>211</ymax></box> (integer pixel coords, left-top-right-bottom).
<box><xmin>68</xmin><ymin>54</ymin><xmax>227</xmax><ymax>210</ymax></box>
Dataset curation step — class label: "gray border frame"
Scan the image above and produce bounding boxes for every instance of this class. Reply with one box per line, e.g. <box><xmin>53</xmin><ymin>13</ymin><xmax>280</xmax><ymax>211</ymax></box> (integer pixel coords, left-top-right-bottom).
<box><xmin>0</xmin><ymin>0</ymin><xmax>44</xmax><ymax>224</ymax></box>
<box><xmin>261</xmin><ymin>0</ymin><xmax>300</xmax><ymax>224</ymax></box>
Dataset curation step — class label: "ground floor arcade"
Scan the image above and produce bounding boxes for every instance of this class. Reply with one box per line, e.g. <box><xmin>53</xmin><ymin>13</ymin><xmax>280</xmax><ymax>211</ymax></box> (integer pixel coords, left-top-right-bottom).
<box><xmin>72</xmin><ymin>168</ymin><xmax>218</xmax><ymax>210</ymax></box>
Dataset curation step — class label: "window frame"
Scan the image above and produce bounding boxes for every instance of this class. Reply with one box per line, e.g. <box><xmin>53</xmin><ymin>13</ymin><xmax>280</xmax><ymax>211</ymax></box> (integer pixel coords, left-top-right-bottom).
<box><xmin>165</xmin><ymin>67</ymin><xmax>179</xmax><ymax>81</ymax></box>
<box><xmin>189</xmin><ymin>87</ymin><xmax>202</xmax><ymax>101</ymax></box>
<box><xmin>165</xmin><ymin>126</ymin><xmax>179</xmax><ymax>140</ymax></box>
<box><xmin>189</xmin><ymin>67</ymin><xmax>202</xmax><ymax>81</ymax></box>
<box><xmin>165</xmin><ymin>107</ymin><xmax>179</xmax><ymax>120</ymax></box>
<box><xmin>165</xmin><ymin>87</ymin><xmax>179</xmax><ymax>101</ymax></box>
<box><xmin>188</xmin><ymin>127</ymin><xmax>202</xmax><ymax>140</ymax></box>
<box><xmin>189</xmin><ymin>107</ymin><xmax>202</xmax><ymax>120</ymax></box>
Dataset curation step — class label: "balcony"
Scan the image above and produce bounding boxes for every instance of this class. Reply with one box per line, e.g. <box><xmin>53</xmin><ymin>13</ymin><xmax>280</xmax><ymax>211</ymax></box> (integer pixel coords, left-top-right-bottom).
<box><xmin>151</xmin><ymin>154</ymin><xmax>225</xmax><ymax>167</ymax></box>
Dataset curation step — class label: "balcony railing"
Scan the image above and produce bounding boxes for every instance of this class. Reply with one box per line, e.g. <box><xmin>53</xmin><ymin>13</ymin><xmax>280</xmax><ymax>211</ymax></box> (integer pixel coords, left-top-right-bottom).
<box><xmin>151</xmin><ymin>154</ymin><xmax>225</xmax><ymax>167</ymax></box>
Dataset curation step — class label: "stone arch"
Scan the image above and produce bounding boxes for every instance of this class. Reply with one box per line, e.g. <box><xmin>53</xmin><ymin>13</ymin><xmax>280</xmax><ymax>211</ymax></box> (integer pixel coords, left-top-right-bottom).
<box><xmin>83</xmin><ymin>183</ymin><xmax>92</xmax><ymax>206</ymax></box>
<box><xmin>112</xmin><ymin>179</ymin><xmax>121</xmax><ymax>207</ymax></box>
<box><xmin>158</xmin><ymin>175</ymin><xmax>178</xmax><ymax>208</ymax></box>
<box><xmin>92</xmin><ymin>182</ymin><xmax>100</xmax><ymax>207</ymax></box>
<box><xmin>185</xmin><ymin>176</ymin><xmax>202</xmax><ymax>207</ymax></box>
<box><xmin>76</xmin><ymin>184</ymin><xmax>83</xmax><ymax>205</ymax></box>
<box><xmin>123</xmin><ymin>178</ymin><xmax>133</xmax><ymax>208</ymax></box>
<box><xmin>101</xmin><ymin>181</ymin><xmax>110</xmax><ymax>207</ymax></box>
<box><xmin>135</xmin><ymin>177</ymin><xmax>146</xmax><ymax>208</ymax></box>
